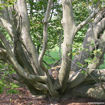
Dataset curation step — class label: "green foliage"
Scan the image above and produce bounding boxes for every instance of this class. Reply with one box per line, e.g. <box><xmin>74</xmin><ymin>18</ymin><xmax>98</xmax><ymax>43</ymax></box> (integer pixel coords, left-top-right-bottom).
<box><xmin>99</xmin><ymin>55</ymin><xmax>105</xmax><ymax>69</ymax></box>
<box><xmin>0</xmin><ymin>62</ymin><xmax>19</xmax><ymax>94</ymax></box>
<box><xmin>0</xmin><ymin>0</ymin><xmax>16</xmax><ymax>9</ymax></box>
<box><xmin>72</xmin><ymin>42</ymin><xmax>82</xmax><ymax>56</ymax></box>
<box><xmin>76</xmin><ymin>62</ymin><xmax>84</xmax><ymax>68</ymax></box>
<box><xmin>7</xmin><ymin>89</ymin><xmax>19</xmax><ymax>94</ymax></box>
<box><xmin>6</xmin><ymin>0</ymin><xmax>16</xmax><ymax>6</ymax></box>
<box><xmin>75</xmin><ymin>26</ymin><xmax>88</xmax><ymax>42</ymax></box>
<box><xmin>0</xmin><ymin>27</ymin><xmax>12</xmax><ymax>43</ymax></box>
<box><xmin>43</xmin><ymin>46</ymin><xmax>60</xmax><ymax>68</ymax></box>
<box><xmin>81</xmin><ymin>70</ymin><xmax>87</xmax><ymax>75</ymax></box>
<box><xmin>0</xmin><ymin>80</ymin><xmax>4</xmax><ymax>93</ymax></box>
<box><xmin>29</xmin><ymin>0</ymin><xmax>62</xmax><ymax>52</ymax></box>
<box><xmin>84</xmin><ymin>58</ymin><xmax>93</xmax><ymax>64</ymax></box>
<box><xmin>7</xmin><ymin>83</ymin><xmax>19</xmax><ymax>94</ymax></box>
<box><xmin>72</xmin><ymin>1</ymin><xmax>89</xmax><ymax>45</ymax></box>
<box><xmin>72</xmin><ymin>0</ymin><xmax>89</xmax><ymax>24</ymax></box>
<box><xmin>93</xmin><ymin>49</ymin><xmax>102</xmax><ymax>56</ymax></box>
<box><xmin>88</xmin><ymin>0</ymin><xmax>105</xmax><ymax>8</ymax></box>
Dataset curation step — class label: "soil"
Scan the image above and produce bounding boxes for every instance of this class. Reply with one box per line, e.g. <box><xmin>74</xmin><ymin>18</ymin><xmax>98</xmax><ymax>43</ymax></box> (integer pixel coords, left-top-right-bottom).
<box><xmin>0</xmin><ymin>87</ymin><xmax>104</xmax><ymax>105</ymax></box>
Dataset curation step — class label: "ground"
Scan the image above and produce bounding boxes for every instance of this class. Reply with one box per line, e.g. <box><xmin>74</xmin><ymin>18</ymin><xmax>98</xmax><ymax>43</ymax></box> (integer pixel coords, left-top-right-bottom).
<box><xmin>0</xmin><ymin>87</ymin><xmax>104</xmax><ymax>105</ymax></box>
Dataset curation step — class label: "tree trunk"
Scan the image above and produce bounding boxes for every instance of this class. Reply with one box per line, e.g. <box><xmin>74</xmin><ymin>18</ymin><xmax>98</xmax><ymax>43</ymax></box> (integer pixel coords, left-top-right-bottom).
<box><xmin>0</xmin><ymin>0</ymin><xmax>105</xmax><ymax>100</ymax></box>
<box><xmin>58</xmin><ymin>0</ymin><xmax>75</xmax><ymax>92</ymax></box>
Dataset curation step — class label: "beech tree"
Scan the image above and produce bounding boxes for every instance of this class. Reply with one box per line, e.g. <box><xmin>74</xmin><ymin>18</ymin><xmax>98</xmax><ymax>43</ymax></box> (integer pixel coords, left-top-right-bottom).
<box><xmin>0</xmin><ymin>0</ymin><xmax>105</xmax><ymax>99</ymax></box>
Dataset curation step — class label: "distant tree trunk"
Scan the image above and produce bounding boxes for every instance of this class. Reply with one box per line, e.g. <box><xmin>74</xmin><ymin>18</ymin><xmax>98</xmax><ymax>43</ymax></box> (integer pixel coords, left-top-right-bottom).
<box><xmin>0</xmin><ymin>0</ymin><xmax>105</xmax><ymax>100</ymax></box>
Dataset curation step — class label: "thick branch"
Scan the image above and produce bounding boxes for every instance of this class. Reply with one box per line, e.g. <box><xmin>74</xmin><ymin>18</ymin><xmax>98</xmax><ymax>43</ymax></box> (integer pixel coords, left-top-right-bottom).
<box><xmin>94</xmin><ymin>9</ymin><xmax>105</xmax><ymax>24</ymax></box>
<box><xmin>0</xmin><ymin>1</ymin><xmax>37</xmax><ymax>75</ymax></box>
<box><xmin>0</xmin><ymin>47</ymin><xmax>8</xmax><ymax>61</ymax></box>
<box><xmin>16</xmin><ymin>0</ymin><xmax>44</xmax><ymax>75</ymax></box>
<box><xmin>94</xmin><ymin>18</ymin><xmax>105</xmax><ymax>39</ymax></box>
<box><xmin>58</xmin><ymin>0</ymin><xmax>75</xmax><ymax>92</ymax></box>
<box><xmin>0</xmin><ymin>2</ymin><xmax>15</xmax><ymax>39</ymax></box>
<box><xmin>69</xmin><ymin>16</ymin><xmax>105</xmax><ymax>88</ymax></box>
<box><xmin>14</xmin><ymin>35</ymin><xmax>36</xmax><ymax>74</ymax></box>
<box><xmin>71</xmin><ymin>15</ymin><xmax>105</xmax><ymax>73</ymax></box>
<box><xmin>69</xmin><ymin>51</ymin><xmax>105</xmax><ymax>88</ymax></box>
<box><xmin>71</xmin><ymin>82</ymin><xmax>105</xmax><ymax>100</ymax></box>
<box><xmin>0</xmin><ymin>31</ymin><xmax>47</xmax><ymax>83</ymax></box>
<box><xmin>15</xmin><ymin>0</ymin><xmax>59</xmax><ymax>97</ymax></box>
<box><xmin>85</xmin><ymin>69</ymin><xmax>105</xmax><ymax>82</ymax></box>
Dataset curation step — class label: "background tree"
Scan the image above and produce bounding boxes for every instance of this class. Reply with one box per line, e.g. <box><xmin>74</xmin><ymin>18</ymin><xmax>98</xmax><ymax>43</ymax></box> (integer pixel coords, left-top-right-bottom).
<box><xmin>0</xmin><ymin>0</ymin><xmax>105</xmax><ymax>99</ymax></box>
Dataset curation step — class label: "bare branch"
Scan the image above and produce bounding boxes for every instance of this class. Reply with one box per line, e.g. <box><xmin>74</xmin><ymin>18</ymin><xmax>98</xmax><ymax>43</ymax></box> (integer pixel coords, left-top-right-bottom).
<box><xmin>0</xmin><ymin>47</ymin><xmax>7</xmax><ymax>61</ymax></box>
<box><xmin>36</xmin><ymin>0</ymin><xmax>60</xmax><ymax>95</ymax></box>
<box><xmin>85</xmin><ymin>69</ymin><xmax>105</xmax><ymax>82</ymax></box>
<box><xmin>71</xmin><ymin>13</ymin><xmax>105</xmax><ymax>73</ymax></box>
<box><xmin>94</xmin><ymin>9</ymin><xmax>105</xmax><ymax>24</ymax></box>
<box><xmin>94</xmin><ymin>18</ymin><xmax>105</xmax><ymax>39</ymax></box>
<box><xmin>38</xmin><ymin>0</ymin><xmax>53</xmax><ymax>65</ymax></box>
<box><xmin>0</xmin><ymin>2</ymin><xmax>16</xmax><ymax>39</ymax></box>
<box><xmin>0</xmin><ymin>31</ymin><xmax>47</xmax><ymax>83</ymax></box>
<box><xmin>0</xmin><ymin>17</ymin><xmax>16</xmax><ymax>40</ymax></box>
<box><xmin>69</xmin><ymin>22</ymin><xmax>105</xmax><ymax>88</ymax></box>
<box><xmin>75</xmin><ymin>10</ymin><xmax>98</xmax><ymax>34</ymax></box>
<box><xmin>0</xmin><ymin>32</ymin><xmax>13</xmax><ymax>55</ymax></box>
<box><xmin>69</xmin><ymin>53</ymin><xmax>105</xmax><ymax>88</ymax></box>
<box><xmin>16</xmin><ymin>0</ymin><xmax>44</xmax><ymax>75</ymax></box>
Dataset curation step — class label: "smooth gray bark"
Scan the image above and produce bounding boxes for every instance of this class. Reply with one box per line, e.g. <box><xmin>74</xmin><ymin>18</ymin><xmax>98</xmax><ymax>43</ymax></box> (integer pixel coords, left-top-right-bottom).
<box><xmin>58</xmin><ymin>0</ymin><xmax>75</xmax><ymax>92</ymax></box>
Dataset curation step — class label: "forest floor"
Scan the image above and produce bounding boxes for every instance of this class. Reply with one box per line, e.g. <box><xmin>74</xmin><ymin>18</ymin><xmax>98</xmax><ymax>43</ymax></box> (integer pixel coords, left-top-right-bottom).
<box><xmin>0</xmin><ymin>87</ymin><xmax>104</xmax><ymax>105</ymax></box>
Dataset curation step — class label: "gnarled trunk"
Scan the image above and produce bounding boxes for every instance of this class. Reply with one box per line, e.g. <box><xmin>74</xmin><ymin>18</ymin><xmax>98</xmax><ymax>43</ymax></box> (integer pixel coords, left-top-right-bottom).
<box><xmin>0</xmin><ymin>0</ymin><xmax>105</xmax><ymax>100</ymax></box>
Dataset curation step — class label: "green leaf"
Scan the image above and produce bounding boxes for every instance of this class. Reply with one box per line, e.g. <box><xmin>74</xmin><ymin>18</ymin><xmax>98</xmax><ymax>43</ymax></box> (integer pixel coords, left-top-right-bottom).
<box><xmin>84</xmin><ymin>58</ymin><xmax>93</xmax><ymax>64</ymax></box>
<box><xmin>77</xmin><ymin>62</ymin><xmax>84</xmax><ymax>67</ymax></box>
<box><xmin>81</xmin><ymin>70</ymin><xmax>87</xmax><ymax>74</ymax></box>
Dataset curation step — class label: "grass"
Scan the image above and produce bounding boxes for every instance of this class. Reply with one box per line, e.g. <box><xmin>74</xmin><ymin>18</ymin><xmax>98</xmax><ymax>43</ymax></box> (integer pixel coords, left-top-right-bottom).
<box><xmin>43</xmin><ymin>46</ymin><xmax>60</xmax><ymax>68</ymax></box>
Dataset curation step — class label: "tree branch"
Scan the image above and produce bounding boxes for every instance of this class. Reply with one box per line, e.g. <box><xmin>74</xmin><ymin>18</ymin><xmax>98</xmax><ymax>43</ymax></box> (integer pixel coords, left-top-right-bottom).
<box><xmin>37</xmin><ymin>1</ymin><xmax>59</xmax><ymax>96</ymax></box>
<box><xmin>94</xmin><ymin>9</ymin><xmax>105</xmax><ymax>24</ymax></box>
<box><xmin>71</xmin><ymin>12</ymin><xmax>105</xmax><ymax>73</ymax></box>
<box><xmin>16</xmin><ymin>0</ymin><xmax>44</xmax><ymax>75</ymax></box>
<box><xmin>0</xmin><ymin>2</ymin><xmax>16</xmax><ymax>39</ymax></box>
<box><xmin>75</xmin><ymin>10</ymin><xmax>98</xmax><ymax>34</ymax></box>
<box><xmin>94</xmin><ymin>18</ymin><xmax>105</xmax><ymax>39</ymax></box>
<box><xmin>0</xmin><ymin>47</ymin><xmax>8</xmax><ymax>61</ymax></box>
<box><xmin>0</xmin><ymin>31</ymin><xmax>47</xmax><ymax>83</ymax></box>
<box><xmin>38</xmin><ymin>0</ymin><xmax>53</xmax><ymax>65</ymax></box>
<box><xmin>58</xmin><ymin>0</ymin><xmax>75</xmax><ymax>92</ymax></box>
<box><xmin>69</xmin><ymin>53</ymin><xmax>105</xmax><ymax>88</ymax></box>
<box><xmin>85</xmin><ymin>69</ymin><xmax>105</xmax><ymax>82</ymax></box>
<box><xmin>69</xmin><ymin>21</ymin><xmax>105</xmax><ymax>88</ymax></box>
